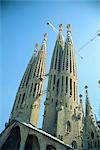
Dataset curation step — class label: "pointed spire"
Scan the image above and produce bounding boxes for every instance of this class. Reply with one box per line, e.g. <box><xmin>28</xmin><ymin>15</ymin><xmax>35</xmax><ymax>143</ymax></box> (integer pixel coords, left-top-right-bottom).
<box><xmin>66</xmin><ymin>24</ymin><xmax>73</xmax><ymax>43</ymax></box>
<box><xmin>57</xmin><ymin>24</ymin><xmax>64</xmax><ymax>47</ymax></box>
<box><xmin>66</xmin><ymin>24</ymin><xmax>71</xmax><ymax>33</ymax></box>
<box><xmin>85</xmin><ymin>85</ymin><xmax>92</xmax><ymax>116</ymax></box>
<box><xmin>79</xmin><ymin>94</ymin><xmax>82</xmax><ymax>104</ymax></box>
<box><xmin>85</xmin><ymin>85</ymin><xmax>89</xmax><ymax>99</ymax></box>
<box><xmin>66</xmin><ymin>24</ymin><xmax>71</xmax><ymax>38</ymax></box>
<box><xmin>41</xmin><ymin>33</ymin><xmax>48</xmax><ymax>50</ymax></box>
<box><xmin>79</xmin><ymin>94</ymin><xmax>83</xmax><ymax>111</ymax></box>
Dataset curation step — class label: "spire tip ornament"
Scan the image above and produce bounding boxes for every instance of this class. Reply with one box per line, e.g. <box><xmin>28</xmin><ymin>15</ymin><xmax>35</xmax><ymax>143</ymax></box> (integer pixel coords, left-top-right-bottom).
<box><xmin>66</xmin><ymin>24</ymin><xmax>71</xmax><ymax>32</ymax></box>
<box><xmin>85</xmin><ymin>85</ymin><xmax>88</xmax><ymax>89</ymax></box>
<box><xmin>59</xmin><ymin>24</ymin><xmax>62</xmax><ymax>31</ymax></box>
<box><xmin>85</xmin><ymin>85</ymin><xmax>88</xmax><ymax>96</ymax></box>
<box><xmin>79</xmin><ymin>94</ymin><xmax>82</xmax><ymax>98</ymax></box>
<box><xmin>35</xmin><ymin>43</ymin><xmax>38</xmax><ymax>49</ymax></box>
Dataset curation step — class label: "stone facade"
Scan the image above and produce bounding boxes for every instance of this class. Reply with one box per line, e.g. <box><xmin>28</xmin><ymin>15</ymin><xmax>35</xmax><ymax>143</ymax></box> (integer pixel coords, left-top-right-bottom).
<box><xmin>83</xmin><ymin>86</ymin><xmax>100</xmax><ymax>150</ymax></box>
<box><xmin>9</xmin><ymin>33</ymin><xmax>47</xmax><ymax>127</ymax></box>
<box><xmin>42</xmin><ymin>24</ymin><xmax>83</xmax><ymax>150</ymax></box>
<box><xmin>0</xmin><ymin>120</ymin><xmax>73</xmax><ymax>150</ymax></box>
<box><xmin>0</xmin><ymin>24</ymin><xmax>100</xmax><ymax>150</ymax></box>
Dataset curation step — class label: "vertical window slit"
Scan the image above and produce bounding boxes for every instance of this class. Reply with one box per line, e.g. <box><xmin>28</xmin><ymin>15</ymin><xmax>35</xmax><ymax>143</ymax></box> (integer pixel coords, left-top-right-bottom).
<box><xmin>70</xmin><ymin>50</ymin><xmax>72</xmax><ymax>73</ymax></box>
<box><xmin>53</xmin><ymin>75</ymin><xmax>56</xmax><ymax>85</ymax></box>
<box><xmin>66</xmin><ymin>77</ymin><xmax>68</xmax><ymax>93</ymax></box>
<box><xmin>21</xmin><ymin>93</ymin><xmax>25</xmax><ymax>105</ymax></box>
<box><xmin>70</xmin><ymin>78</ymin><xmax>72</xmax><ymax>96</ymax></box>
<box><xmin>33</xmin><ymin>83</ymin><xmax>37</xmax><ymax>96</ymax></box>
<box><xmin>62</xmin><ymin>76</ymin><xmax>64</xmax><ymax>92</ymax></box>
<box><xmin>74</xmin><ymin>82</ymin><xmax>75</xmax><ymax>101</ymax></box>
<box><xmin>57</xmin><ymin>79</ymin><xmax>59</xmax><ymax>92</ymax></box>
<box><xmin>66</xmin><ymin>48</ymin><xmax>68</xmax><ymax>70</ymax></box>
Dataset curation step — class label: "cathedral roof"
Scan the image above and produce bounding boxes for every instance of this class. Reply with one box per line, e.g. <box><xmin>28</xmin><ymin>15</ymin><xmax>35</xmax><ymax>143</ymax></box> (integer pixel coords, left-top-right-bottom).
<box><xmin>2</xmin><ymin>119</ymin><xmax>73</xmax><ymax>149</ymax></box>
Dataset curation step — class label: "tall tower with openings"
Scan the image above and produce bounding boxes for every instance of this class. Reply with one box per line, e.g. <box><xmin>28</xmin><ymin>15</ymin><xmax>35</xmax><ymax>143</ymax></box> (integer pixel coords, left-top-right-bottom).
<box><xmin>10</xmin><ymin>33</ymin><xmax>47</xmax><ymax>126</ymax></box>
<box><xmin>42</xmin><ymin>24</ymin><xmax>83</xmax><ymax>150</ymax></box>
<box><xmin>42</xmin><ymin>24</ymin><xmax>64</xmax><ymax>135</ymax></box>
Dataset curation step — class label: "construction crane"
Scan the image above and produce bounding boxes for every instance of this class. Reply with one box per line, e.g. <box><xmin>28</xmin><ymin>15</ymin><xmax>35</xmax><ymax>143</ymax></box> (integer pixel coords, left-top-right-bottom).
<box><xmin>47</xmin><ymin>21</ymin><xmax>58</xmax><ymax>33</ymax></box>
<box><xmin>98</xmin><ymin>80</ymin><xmax>100</xmax><ymax>118</ymax></box>
<box><xmin>77</xmin><ymin>30</ymin><xmax>100</xmax><ymax>59</ymax></box>
<box><xmin>47</xmin><ymin>21</ymin><xmax>100</xmax><ymax>59</ymax></box>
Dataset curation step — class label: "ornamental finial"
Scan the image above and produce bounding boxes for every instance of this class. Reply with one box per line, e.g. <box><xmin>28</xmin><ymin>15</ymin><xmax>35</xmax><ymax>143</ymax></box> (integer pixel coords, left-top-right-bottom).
<box><xmin>66</xmin><ymin>24</ymin><xmax>71</xmax><ymax>32</ymax></box>
<box><xmin>35</xmin><ymin>43</ymin><xmax>38</xmax><ymax>49</ymax></box>
<box><xmin>59</xmin><ymin>24</ymin><xmax>62</xmax><ymax>31</ymax></box>
<box><xmin>85</xmin><ymin>85</ymin><xmax>88</xmax><ymax>95</ymax></box>
<box><xmin>85</xmin><ymin>85</ymin><xmax>88</xmax><ymax>89</ymax></box>
<box><xmin>79</xmin><ymin>94</ymin><xmax>82</xmax><ymax>98</ymax></box>
<box><xmin>79</xmin><ymin>94</ymin><xmax>83</xmax><ymax>104</ymax></box>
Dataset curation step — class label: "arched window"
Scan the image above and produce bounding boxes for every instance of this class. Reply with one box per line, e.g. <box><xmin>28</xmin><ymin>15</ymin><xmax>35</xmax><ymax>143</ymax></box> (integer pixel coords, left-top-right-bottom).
<box><xmin>58</xmin><ymin>46</ymin><xmax>62</xmax><ymax>71</ymax></box>
<box><xmin>94</xmin><ymin>141</ymin><xmax>96</xmax><ymax>148</ymax></box>
<box><xmin>46</xmin><ymin>145</ymin><xmax>56</xmax><ymax>150</ymax></box>
<box><xmin>57</xmin><ymin>79</ymin><xmax>59</xmax><ymax>92</ymax></box>
<box><xmin>54</xmin><ymin>48</ymin><xmax>58</xmax><ymax>70</ymax></box>
<box><xmin>74</xmin><ymin>82</ymin><xmax>75</xmax><ymax>101</ymax></box>
<box><xmin>73</xmin><ymin>59</ymin><xmax>75</xmax><ymax>76</ymax></box>
<box><xmin>66</xmin><ymin>121</ymin><xmax>71</xmax><ymax>133</ymax></box>
<box><xmin>26</xmin><ymin>68</ymin><xmax>32</xmax><ymax>86</ymax></box>
<box><xmin>33</xmin><ymin>83</ymin><xmax>37</xmax><ymax>96</ymax></box>
<box><xmin>70</xmin><ymin>78</ymin><xmax>72</xmax><ymax>96</ymax></box>
<box><xmin>66</xmin><ymin>48</ymin><xmax>68</xmax><ymax>70</ymax></box>
<box><xmin>91</xmin><ymin>132</ymin><xmax>94</xmax><ymax>139</ymax></box>
<box><xmin>21</xmin><ymin>93</ymin><xmax>25</xmax><ymax>105</ymax></box>
<box><xmin>70</xmin><ymin>50</ymin><xmax>72</xmax><ymax>73</ymax></box>
<box><xmin>74</xmin><ymin>109</ymin><xmax>76</xmax><ymax>114</ymax></box>
<box><xmin>1</xmin><ymin>126</ymin><xmax>21</xmax><ymax>150</ymax></box>
<box><xmin>91</xmin><ymin>141</ymin><xmax>92</xmax><ymax>148</ymax></box>
<box><xmin>24</xmin><ymin>134</ymin><xmax>40</xmax><ymax>150</ymax></box>
<box><xmin>66</xmin><ymin>77</ymin><xmax>68</xmax><ymax>93</ymax></box>
<box><xmin>16</xmin><ymin>94</ymin><xmax>21</xmax><ymax>108</ymax></box>
<box><xmin>49</xmin><ymin>75</ymin><xmax>52</xmax><ymax>89</ymax></box>
<box><xmin>29</xmin><ymin>83</ymin><xmax>33</xmax><ymax>96</ymax></box>
<box><xmin>62</xmin><ymin>76</ymin><xmax>64</xmax><ymax>92</ymax></box>
<box><xmin>98</xmin><ymin>140</ymin><xmax>99</xmax><ymax>147</ymax></box>
<box><xmin>72</xmin><ymin>141</ymin><xmax>77</xmax><ymax>149</ymax></box>
<box><xmin>88</xmin><ymin>142</ymin><xmax>90</xmax><ymax>148</ymax></box>
<box><xmin>56</xmin><ymin>101</ymin><xmax>57</xmax><ymax>107</ymax></box>
<box><xmin>53</xmin><ymin>75</ymin><xmax>56</xmax><ymax>85</ymax></box>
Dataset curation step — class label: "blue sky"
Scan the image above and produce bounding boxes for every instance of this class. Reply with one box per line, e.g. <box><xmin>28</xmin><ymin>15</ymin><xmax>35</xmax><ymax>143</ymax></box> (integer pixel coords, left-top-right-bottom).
<box><xmin>0</xmin><ymin>0</ymin><xmax>100</xmax><ymax>132</ymax></box>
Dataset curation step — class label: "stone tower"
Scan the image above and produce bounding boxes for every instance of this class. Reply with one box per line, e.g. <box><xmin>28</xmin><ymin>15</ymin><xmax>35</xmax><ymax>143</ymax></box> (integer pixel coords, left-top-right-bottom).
<box><xmin>83</xmin><ymin>85</ymin><xmax>100</xmax><ymax>150</ymax></box>
<box><xmin>9</xmin><ymin>33</ymin><xmax>47</xmax><ymax>126</ymax></box>
<box><xmin>42</xmin><ymin>24</ymin><xmax>64</xmax><ymax>135</ymax></box>
<box><xmin>42</xmin><ymin>24</ymin><xmax>83</xmax><ymax>150</ymax></box>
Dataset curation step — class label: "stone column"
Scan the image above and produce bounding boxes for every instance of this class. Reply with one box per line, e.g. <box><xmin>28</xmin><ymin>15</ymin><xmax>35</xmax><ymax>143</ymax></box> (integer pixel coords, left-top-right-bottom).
<box><xmin>37</xmin><ymin>136</ymin><xmax>47</xmax><ymax>150</ymax></box>
<box><xmin>19</xmin><ymin>125</ymin><xmax>29</xmax><ymax>150</ymax></box>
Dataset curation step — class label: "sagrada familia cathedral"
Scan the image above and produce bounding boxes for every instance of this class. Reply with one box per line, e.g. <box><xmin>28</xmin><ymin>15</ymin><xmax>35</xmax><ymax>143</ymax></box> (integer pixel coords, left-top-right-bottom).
<box><xmin>0</xmin><ymin>24</ymin><xmax>100</xmax><ymax>150</ymax></box>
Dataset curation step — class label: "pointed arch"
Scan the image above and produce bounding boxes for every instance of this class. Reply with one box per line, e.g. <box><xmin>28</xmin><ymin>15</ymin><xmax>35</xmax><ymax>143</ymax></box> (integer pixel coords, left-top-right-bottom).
<box><xmin>1</xmin><ymin>126</ymin><xmax>21</xmax><ymax>150</ymax></box>
<box><xmin>24</xmin><ymin>134</ymin><xmax>40</xmax><ymax>150</ymax></box>
<box><xmin>66</xmin><ymin>121</ymin><xmax>71</xmax><ymax>133</ymax></box>
<box><xmin>46</xmin><ymin>145</ymin><xmax>56</xmax><ymax>150</ymax></box>
<box><xmin>72</xmin><ymin>141</ymin><xmax>77</xmax><ymax>149</ymax></box>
